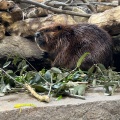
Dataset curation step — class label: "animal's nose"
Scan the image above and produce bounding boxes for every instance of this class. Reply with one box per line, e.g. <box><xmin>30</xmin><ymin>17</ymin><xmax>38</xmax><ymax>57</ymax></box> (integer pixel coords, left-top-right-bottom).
<box><xmin>35</xmin><ymin>32</ymin><xmax>40</xmax><ymax>37</ymax></box>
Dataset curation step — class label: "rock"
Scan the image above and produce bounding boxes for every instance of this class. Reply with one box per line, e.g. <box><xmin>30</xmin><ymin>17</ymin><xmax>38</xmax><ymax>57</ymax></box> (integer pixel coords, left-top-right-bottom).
<box><xmin>88</xmin><ymin>6</ymin><xmax>120</xmax><ymax>35</ymax></box>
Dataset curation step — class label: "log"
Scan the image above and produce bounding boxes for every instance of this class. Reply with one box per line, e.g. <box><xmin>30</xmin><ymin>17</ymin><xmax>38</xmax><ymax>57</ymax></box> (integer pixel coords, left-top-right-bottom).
<box><xmin>0</xmin><ymin>36</ymin><xmax>50</xmax><ymax>70</ymax></box>
<box><xmin>0</xmin><ymin>7</ymin><xmax>22</xmax><ymax>27</ymax></box>
<box><xmin>0</xmin><ymin>24</ymin><xmax>5</xmax><ymax>40</ymax></box>
<box><xmin>0</xmin><ymin>12</ymin><xmax>14</xmax><ymax>26</ymax></box>
<box><xmin>97</xmin><ymin>5</ymin><xmax>114</xmax><ymax>12</ymax></box>
<box><xmin>10</xmin><ymin>4</ymin><xmax>23</xmax><ymax>22</ymax></box>
<box><xmin>0</xmin><ymin>0</ymin><xmax>15</xmax><ymax>10</ymax></box>
<box><xmin>72</xmin><ymin>7</ymin><xmax>89</xmax><ymax>23</ymax></box>
<box><xmin>7</xmin><ymin>14</ymin><xmax>76</xmax><ymax>37</ymax></box>
<box><xmin>25</xmin><ymin>7</ymin><xmax>48</xmax><ymax>18</ymax></box>
<box><xmin>88</xmin><ymin>6</ymin><xmax>120</xmax><ymax>35</ymax></box>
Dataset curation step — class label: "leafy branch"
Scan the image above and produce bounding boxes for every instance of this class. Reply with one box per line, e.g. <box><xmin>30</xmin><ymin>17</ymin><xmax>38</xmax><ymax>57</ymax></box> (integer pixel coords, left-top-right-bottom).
<box><xmin>0</xmin><ymin>53</ymin><xmax>120</xmax><ymax>102</ymax></box>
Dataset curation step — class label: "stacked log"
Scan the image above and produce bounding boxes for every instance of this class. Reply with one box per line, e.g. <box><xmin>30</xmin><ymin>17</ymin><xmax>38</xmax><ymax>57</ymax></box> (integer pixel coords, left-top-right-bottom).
<box><xmin>0</xmin><ymin>0</ymin><xmax>76</xmax><ymax>70</ymax></box>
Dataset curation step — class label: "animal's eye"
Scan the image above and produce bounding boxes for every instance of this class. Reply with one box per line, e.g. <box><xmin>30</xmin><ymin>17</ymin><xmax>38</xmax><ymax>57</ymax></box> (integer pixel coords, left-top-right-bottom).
<box><xmin>44</xmin><ymin>29</ymin><xmax>49</xmax><ymax>32</ymax></box>
<box><xmin>57</xmin><ymin>25</ymin><xmax>62</xmax><ymax>30</ymax></box>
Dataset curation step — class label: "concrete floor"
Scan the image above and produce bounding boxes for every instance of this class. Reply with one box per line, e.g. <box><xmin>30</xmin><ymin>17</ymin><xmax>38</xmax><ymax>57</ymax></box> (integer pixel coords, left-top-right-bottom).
<box><xmin>0</xmin><ymin>88</ymin><xmax>120</xmax><ymax>120</ymax></box>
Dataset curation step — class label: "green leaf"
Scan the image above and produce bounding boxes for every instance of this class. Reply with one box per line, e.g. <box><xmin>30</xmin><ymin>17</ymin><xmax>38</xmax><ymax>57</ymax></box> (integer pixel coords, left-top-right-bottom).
<box><xmin>73</xmin><ymin>84</ymin><xmax>86</xmax><ymax>96</ymax></box>
<box><xmin>56</xmin><ymin>95</ymin><xmax>63</xmax><ymax>101</ymax></box>
<box><xmin>92</xmin><ymin>79</ymin><xmax>96</xmax><ymax>87</ymax></box>
<box><xmin>12</xmin><ymin>55</ymin><xmax>22</xmax><ymax>66</ymax></box>
<box><xmin>111</xmin><ymin>84</ymin><xmax>118</xmax><ymax>95</ymax></box>
<box><xmin>6</xmin><ymin>70</ymin><xmax>13</xmax><ymax>74</ymax></box>
<box><xmin>57</xmin><ymin>74</ymin><xmax>63</xmax><ymax>80</ymax></box>
<box><xmin>1</xmin><ymin>84</ymin><xmax>11</xmax><ymax>93</ymax></box>
<box><xmin>52</xmin><ymin>84</ymin><xmax>61</xmax><ymax>89</ymax></box>
<box><xmin>3</xmin><ymin>61</ymin><xmax>11</xmax><ymax>68</ymax></box>
<box><xmin>0</xmin><ymin>77</ymin><xmax>5</xmax><ymax>90</ymax></box>
<box><xmin>88</xmin><ymin>65</ymin><xmax>95</xmax><ymax>77</ymax></box>
<box><xmin>32</xmin><ymin>84</ymin><xmax>49</xmax><ymax>92</ymax></box>
<box><xmin>97</xmin><ymin>63</ymin><xmax>106</xmax><ymax>71</ymax></box>
<box><xmin>73</xmin><ymin>73</ymin><xmax>80</xmax><ymax>81</ymax></box>
<box><xmin>17</xmin><ymin>61</ymin><xmax>22</xmax><ymax>70</ymax></box>
<box><xmin>51</xmin><ymin>67</ymin><xmax>62</xmax><ymax>74</ymax></box>
<box><xmin>20</xmin><ymin>65</ymin><xmax>29</xmax><ymax>75</ymax></box>
<box><xmin>24</xmin><ymin>71</ymin><xmax>35</xmax><ymax>82</ymax></box>
<box><xmin>34</xmin><ymin>73</ymin><xmax>41</xmax><ymax>82</ymax></box>
<box><xmin>17</xmin><ymin>60</ymin><xmax>27</xmax><ymax>70</ymax></box>
<box><xmin>30</xmin><ymin>73</ymin><xmax>41</xmax><ymax>84</ymax></box>
<box><xmin>53</xmin><ymin>83</ymin><xmax>67</xmax><ymax>95</ymax></box>
<box><xmin>44</xmin><ymin>70</ymin><xmax>51</xmax><ymax>82</ymax></box>
<box><xmin>76</xmin><ymin>52</ymin><xmax>90</xmax><ymax>68</ymax></box>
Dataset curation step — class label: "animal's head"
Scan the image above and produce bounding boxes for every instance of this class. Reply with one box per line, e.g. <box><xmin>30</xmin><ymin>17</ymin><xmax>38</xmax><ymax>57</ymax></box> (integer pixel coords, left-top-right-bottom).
<box><xmin>35</xmin><ymin>24</ymin><xmax>75</xmax><ymax>52</ymax></box>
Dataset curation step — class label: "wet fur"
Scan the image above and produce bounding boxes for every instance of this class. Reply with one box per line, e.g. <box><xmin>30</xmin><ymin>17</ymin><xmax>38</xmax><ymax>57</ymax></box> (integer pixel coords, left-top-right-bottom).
<box><xmin>35</xmin><ymin>23</ymin><xmax>113</xmax><ymax>70</ymax></box>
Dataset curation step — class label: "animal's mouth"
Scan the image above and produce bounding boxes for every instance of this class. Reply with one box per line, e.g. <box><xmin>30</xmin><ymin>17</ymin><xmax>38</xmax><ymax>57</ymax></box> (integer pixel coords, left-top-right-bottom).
<box><xmin>35</xmin><ymin>33</ymin><xmax>46</xmax><ymax>52</ymax></box>
<box><xmin>34</xmin><ymin>32</ymin><xmax>41</xmax><ymax>38</ymax></box>
<box><xmin>35</xmin><ymin>32</ymin><xmax>46</xmax><ymax>45</ymax></box>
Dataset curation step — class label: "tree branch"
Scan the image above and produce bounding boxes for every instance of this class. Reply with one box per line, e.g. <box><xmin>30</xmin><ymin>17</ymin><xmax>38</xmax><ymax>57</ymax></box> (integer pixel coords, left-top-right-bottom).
<box><xmin>15</xmin><ymin>0</ymin><xmax>91</xmax><ymax>17</ymax></box>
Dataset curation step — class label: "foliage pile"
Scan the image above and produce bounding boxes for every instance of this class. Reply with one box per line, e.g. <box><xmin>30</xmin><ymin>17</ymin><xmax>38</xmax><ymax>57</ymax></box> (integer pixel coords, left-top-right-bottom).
<box><xmin>0</xmin><ymin>53</ymin><xmax>120</xmax><ymax>102</ymax></box>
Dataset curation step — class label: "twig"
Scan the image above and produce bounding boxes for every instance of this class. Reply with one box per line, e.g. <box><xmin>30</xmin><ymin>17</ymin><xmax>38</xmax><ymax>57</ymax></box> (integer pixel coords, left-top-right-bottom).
<box><xmin>81</xmin><ymin>0</ymin><xmax>97</xmax><ymax>13</ymax></box>
<box><xmin>43</xmin><ymin>0</ymin><xmax>52</xmax><ymax>4</ymax></box>
<box><xmin>68</xmin><ymin>94</ymin><xmax>85</xmax><ymax>100</ymax></box>
<box><xmin>44</xmin><ymin>1</ymin><xmax>118</xmax><ymax>8</ymax></box>
<box><xmin>65</xmin><ymin>0</ymin><xmax>73</xmax><ymax>4</ymax></box>
<box><xmin>46</xmin><ymin>1</ymin><xmax>68</xmax><ymax>7</ymax></box>
<box><xmin>0</xmin><ymin>68</ymin><xmax>23</xmax><ymax>86</ymax></box>
<box><xmin>71</xmin><ymin>2</ymin><xmax>118</xmax><ymax>7</ymax></box>
<box><xmin>0</xmin><ymin>68</ymin><xmax>50</xmax><ymax>102</ymax></box>
<box><xmin>45</xmin><ymin>1</ymin><xmax>73</xmax><ymax>10</ymax></box>
<box><xmin>18</xmin><ymin>53</ymin><xmax>38</xmax><ymax>71</ymax></box>
<box><xmin>25</xmin><ymin>83</ymin><xmax>50</xmax><ymax>102</ymax></box>
<box><xmin>15</xmin><ymin>0</ymin><xmax>91</xmax><ymax>17</ymax></box>
<box><xmin>48</xmin><ymin>73</ymin><xmax>53</xmax><ymax>96</ymax></box>
<box><xmin>55</xmin><ymin>67</ymin><xmax>78</xmax><ymax>84</ymax></box>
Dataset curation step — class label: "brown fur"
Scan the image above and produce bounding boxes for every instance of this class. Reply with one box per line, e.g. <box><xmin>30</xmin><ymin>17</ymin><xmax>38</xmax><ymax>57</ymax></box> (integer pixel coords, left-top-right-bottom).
<box><xmin>35</xmin><ymin>23</ymin><xmax>113</xmax><ymax>70</ymax></box>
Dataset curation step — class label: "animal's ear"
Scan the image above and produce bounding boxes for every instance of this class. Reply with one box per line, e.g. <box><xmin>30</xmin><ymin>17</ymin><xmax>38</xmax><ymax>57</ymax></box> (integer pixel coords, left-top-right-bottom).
<box><xmin>56</xmin><ymin>25</ymin><xmax>62</xmax><ymax>30</ymax></box>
